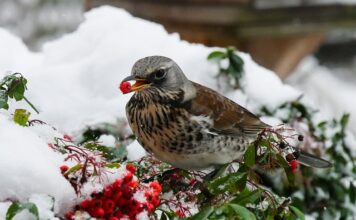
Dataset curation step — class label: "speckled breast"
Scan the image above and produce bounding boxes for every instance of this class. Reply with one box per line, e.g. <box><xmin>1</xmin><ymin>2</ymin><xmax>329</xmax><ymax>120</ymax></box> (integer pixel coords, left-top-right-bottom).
<box><xmin>125</xmin><ymin>88</ymin><xmax>247</xmax><ymax>169</ymax></box>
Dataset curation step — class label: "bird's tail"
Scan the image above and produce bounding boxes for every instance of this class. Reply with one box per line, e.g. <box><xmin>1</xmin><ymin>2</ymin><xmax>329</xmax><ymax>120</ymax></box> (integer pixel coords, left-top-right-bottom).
<box><xmin>294</xmin><ymin>151</ymin><xmax>332</xmax><ymax>168</ymax></box>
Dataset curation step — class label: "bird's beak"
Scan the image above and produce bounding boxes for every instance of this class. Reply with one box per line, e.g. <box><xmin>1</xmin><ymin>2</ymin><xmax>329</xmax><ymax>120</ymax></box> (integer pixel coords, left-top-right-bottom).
<box><xmin>121</xmin><ymin>75</ymin><xmax>150</xmax><ymax>93</ymax></box>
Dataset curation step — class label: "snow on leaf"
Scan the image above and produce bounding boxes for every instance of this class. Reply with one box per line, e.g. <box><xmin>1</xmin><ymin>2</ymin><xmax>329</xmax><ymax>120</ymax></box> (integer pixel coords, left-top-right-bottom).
<box><xmin>5</xmin><ymin>202</ymin><xmax>39</xmax><ymax>220</ymax></box>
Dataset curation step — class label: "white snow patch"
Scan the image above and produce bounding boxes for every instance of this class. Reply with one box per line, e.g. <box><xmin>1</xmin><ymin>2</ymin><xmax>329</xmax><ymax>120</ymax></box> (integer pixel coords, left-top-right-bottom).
<box><xmin>127</xmin><ymin>140</ymin><xmax>147</xmax><ymax>161</ymax></box>
<box><xmin>288</xmin><ymin>56</ymin><xmax>356</xmax><ymax>136</ymax></box>
<box><xmin>97</xmin><ymin>134</ymin><xmax>116</xmax><ymax>147</ymax></box>
<box><xmin>0</xmin><ymin>114</ymin><xmax>76</xmax><ymax>214</ymax></box>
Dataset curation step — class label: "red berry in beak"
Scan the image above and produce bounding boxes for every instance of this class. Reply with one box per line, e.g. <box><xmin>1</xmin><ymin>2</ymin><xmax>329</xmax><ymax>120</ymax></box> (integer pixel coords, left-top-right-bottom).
<box><xmin>119</xmin><ymin>81</ymin><xmax>132</xmax><ymax>94</ymax></box>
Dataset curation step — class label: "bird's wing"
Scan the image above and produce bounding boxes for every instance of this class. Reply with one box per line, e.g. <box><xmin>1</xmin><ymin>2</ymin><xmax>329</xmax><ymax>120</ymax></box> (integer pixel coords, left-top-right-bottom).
<box><xmin>186</xmin><ymin>82</ymin><xmax>269</xmax><ymax>137</ymax></box>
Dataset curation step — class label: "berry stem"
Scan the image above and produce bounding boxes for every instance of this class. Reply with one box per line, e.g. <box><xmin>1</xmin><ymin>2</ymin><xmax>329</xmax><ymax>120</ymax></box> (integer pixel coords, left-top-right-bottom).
<box><xmin>24</xmin><ymin>96</ymin><xmax>39</xmax><ymax>114</ymax></box>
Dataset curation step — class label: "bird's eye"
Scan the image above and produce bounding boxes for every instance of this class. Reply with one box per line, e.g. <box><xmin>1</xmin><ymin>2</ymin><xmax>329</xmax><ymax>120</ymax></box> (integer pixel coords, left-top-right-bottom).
<box><xmin>154</xmin><ymin>69</ymin><xmax>166</xmax><ymax>79</ymax></box>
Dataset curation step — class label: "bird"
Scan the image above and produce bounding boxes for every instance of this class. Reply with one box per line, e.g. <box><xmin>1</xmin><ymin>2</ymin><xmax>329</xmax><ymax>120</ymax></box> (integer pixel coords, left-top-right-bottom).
<box><xmin>121</xmin><ymin>55</ymin><xmax>332</xmax><ymax>170</ymax></box>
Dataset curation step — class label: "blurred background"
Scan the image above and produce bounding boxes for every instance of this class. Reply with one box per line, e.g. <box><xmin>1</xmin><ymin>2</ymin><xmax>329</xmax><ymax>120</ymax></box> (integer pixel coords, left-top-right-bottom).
<box><xmin>1</xmin><ymin>0</ymin><xmax>356</xmax><ymax>133</ymax></box>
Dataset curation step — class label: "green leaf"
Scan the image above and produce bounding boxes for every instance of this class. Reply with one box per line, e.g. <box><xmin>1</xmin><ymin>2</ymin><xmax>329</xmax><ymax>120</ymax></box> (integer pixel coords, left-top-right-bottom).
<box><xmin>340</xmin><ymin>113</ymin><xmax>350</xmax><ymax>130</ymax></box>
<box><xmin>7</xmin><ymin>77</ymin><xmax>27</xmax><ymax>101</ymax></box>
<box><xmin>207</xmin><ymin>51</ymin><xmax>226</xmax><ymax>60</ymax></box>
<box><xmin>6</xmin><ymin>202</ymin><xmax>39</xmax><ymax>220</ymax></box>
<box><xmin>276</xmin><ymin>154</ymin><xmax>289</xmax><ymax>168</ymax></box>
<box><xmin>229</xmin><ymin>204</ymin><xmax>256</xmax><ymax>220</ymax></box>
<box><xmin>189</xmin><ymin>206</ymin><xmax>214</xmax><ymax>220</ymax></box>
<box><xmin>106</xmin><ymin>162</ymin><xmax>121</xmax><ymax>169</ymax></box>
<box><xmin>13</xmin><ymin>109</ymin><xmax>31</xmax><ymax>126</ymax></box>
<box><xmin>64</xmin><ymin>164</ymin><xmax>82</xmax><ymax>175</ymax></box>
<box><xmin>276</xmin><ymin>154</ymin><xmax>295</xmax><ymax>184</ymax></box>
<box><xmin>244</xmin><ymin>145</ymin><xmax>256</xmax><ymax>167</ymax></box>
<box><xmin>229</xmin><ymin>53</ymin><xmax>244</xmax><ymax>75</ymax></box>
<box><xmin>289</xmin><ymin>206</ymin><xmax>305</xmax><ymax>220</ymax></box>
<box><xmin>160</xmin><ymin>211</ymin><xmax>168</xmax><ymax>220</ymax></box>
<box><xmin>236</xmin><ymin>173</ymin><xmax>247</xmax><ymax>191</ymax></box>
<box><xmin>231</xmin><ymin>189</ymin><xmax>262</xmax><ymax>205</ymax></box>
<box><xmin>0</xmin><ymin>90</ymin><xmax>9</xmax><ymax>109</ymax></box>
<box><xmin>207</xmin><ymin>172</ymin><xmax>245</xmax><ymax>194</ymax></box>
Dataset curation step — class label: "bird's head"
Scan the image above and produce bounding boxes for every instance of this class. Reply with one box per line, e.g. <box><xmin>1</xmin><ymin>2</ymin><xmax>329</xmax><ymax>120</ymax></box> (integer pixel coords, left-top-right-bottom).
<box><xmin>121</xmin><ymin>56</ymin><xmax>192</xmax><ymax>94</ymax></box>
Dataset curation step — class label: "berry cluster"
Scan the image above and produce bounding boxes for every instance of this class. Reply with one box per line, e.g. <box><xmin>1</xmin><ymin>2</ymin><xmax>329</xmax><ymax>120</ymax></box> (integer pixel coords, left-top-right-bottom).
<box><xmin>65</xmin><ymin>164</ymin><xmax>162</xmax><ymax>220</ymax></box>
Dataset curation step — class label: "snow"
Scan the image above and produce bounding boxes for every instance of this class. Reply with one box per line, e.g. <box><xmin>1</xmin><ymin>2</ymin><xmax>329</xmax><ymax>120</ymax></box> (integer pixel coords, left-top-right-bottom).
<box><xmin>0</xmin><ymin>115</ymin><xmax>76</xmax><ymax>216</ymax></box>
<box><xmin>28</xmin><ymin>194</ymin><xmax>59</xmax><ymax>220</ymax></box>
<box><xmin>97</xmin><ymin>134</ymin><xmax>116</xmax><ymax>147</ymax></box>
<box><xmin>287</xmin><ymin>56</ymin><xmax>356</xmax><ymax>135</ymax></box>
<box><xmin>0</xmin><ymin>5</ymin><xmax>349</xmax><ymax>219</ymax></box>
<box><xmin>127</xmin><ymin>140</ymin><xmax>147</xmax><ymax>161</ymax></box>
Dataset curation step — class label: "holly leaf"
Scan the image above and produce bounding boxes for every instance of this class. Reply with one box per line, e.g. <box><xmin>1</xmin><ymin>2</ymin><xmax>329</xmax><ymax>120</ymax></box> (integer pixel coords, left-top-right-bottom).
<box><xmin>6</xmin><ymin>202</ymin><xmax>39</xmax><ymax>220</ymax></box>
<box><xmin>244</xmin><ymin>144</ymin><xmax>256</xmax><ymax>167</ymax></box>
<box><xmin>13</xmin><ymin>109</ymin><xmax>31</xmax><ymax>126</ymax></box>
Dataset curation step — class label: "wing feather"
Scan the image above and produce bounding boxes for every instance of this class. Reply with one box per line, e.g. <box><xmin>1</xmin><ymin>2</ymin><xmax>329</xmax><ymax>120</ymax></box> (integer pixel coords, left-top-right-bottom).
<box><xmin>186</xmin><ymin>82</ymin><xmax>269</xmax><ymax>137</ymax></box>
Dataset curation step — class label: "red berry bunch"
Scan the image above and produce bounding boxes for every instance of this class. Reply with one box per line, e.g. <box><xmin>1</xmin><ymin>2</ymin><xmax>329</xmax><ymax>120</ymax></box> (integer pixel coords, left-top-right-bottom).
<box><xmin>119</xmin><ymin>81</ymin><xmax>132</xmax><ymax>94</ymax></box>
<box><xmin>65</xmin><ymin>164</ymin><xmax>162</xmax><ymax>220</ymax></box>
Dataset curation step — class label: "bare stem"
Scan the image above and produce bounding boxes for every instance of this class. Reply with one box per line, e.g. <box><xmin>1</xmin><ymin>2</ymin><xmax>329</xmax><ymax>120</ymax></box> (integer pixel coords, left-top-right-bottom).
<box><xmin>23</xmin><ymin>96</ymin><xmax>39</xmax><ymax>114</ymax></box>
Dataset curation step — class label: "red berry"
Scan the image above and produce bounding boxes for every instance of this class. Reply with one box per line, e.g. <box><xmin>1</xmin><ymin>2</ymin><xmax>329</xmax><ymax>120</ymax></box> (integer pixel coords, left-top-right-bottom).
<box><xmin>114</xmin><ymin>211</ymin><xmax>124</xmax><ymax>218</ymax></box>
<box><xmin>126</xmin><ymin>163</ymin><xmax>136</xmax><ymax>173</ymax></box>
<box><xmin>91</xmin><ymin>207</ymin><xmax>105</xmax><ymax>218</ymax></box>
<box><xmin>176</xmin><ymin>210</ymin><xmax>185</xmax><ymax>217</ymax></box>
<box><xmin>151</xmin><ymin>195</ymin><xmax>160</xmax><ymax>206</ymax></box>
<box><xmin>119</xmin><ymin>81</ymin><xmax>132</xmax><ymax>94</ymax></box>
<box><xmin>147</xmin><ymin>203</ymin><xmax>155</xmax><ymax>213</ymax></box>
<box><xmin>80</xmin><ymin>199</ymin><xmax>92</xmax><ymax>210</ymax></box>
<box><xmin>64</xmin><ymin>211</ymin><xmax>74</xmax><ymax>220</ymax></box>
<box><xmin>48</xmin><ymin>143</ymin><xmax>54</xmax><ymax>148</ymax></box>
<box><xmin>109</xmin><ymin>217</ymin><xmax>119</xmax><ymax>220</ymax></box>
<box><xmin>63</xmin><ymin>134</ymin><xmax>72</xmax><ymax>141</ymax></box>
<box><xmin>171</xmin><ymin>173</ymin><xmax>179</xmax><ymax>180</ymax></box>
<box><xmin>149</xmin><ymin>181</ymin><xmax>162</xmax><ymax>193</ymax></box>
<box><xmin>122</xmin><ymin>187</ymin><xmax>133</xmax><ymax>198</ymax></box>
<box><xmin>113</xmin><ymin>191</ymin><xmax>122</xmax><ymax>202</ymax></box>
<box><xmin>123</xmin><ymin>172</ymin><xmax>133</xmax><ymax>183</ymax></box>
<box><xmin>289</xmin><ymin>159</ymin><xmax>298</xmax><ymax>173</ymax></box>
<box><xmin>60</xmin><ymin>165</ymin><xmax>69</xmax><ymax>173</ymax></box>
<box><xmin>92</xmin><ymin>199</ymin><xmax>102</xmax><ymax>207</ymax></box>
<box><xmin>103</xmin><ymin>199</ymin><xmax>115</xmax><ymax>211</ymax></box>
<box><xmin>128</xmin><ymin>180</ymin><xmax>139</xmax><ymax>189</ymax></box>
<box><xmin>103</xmin><ymin>186</ymin><xmax>113</xmax><ymax>197</ymax></box>
<box><xmin>113</xmin><ymin>179</ymin><xmax>122</xmax><ymax>189</ymax></box>
<box><xmin>116</xmin><ymin>197</ymin><xmax>127</xmax><ymax>207</ymax></box>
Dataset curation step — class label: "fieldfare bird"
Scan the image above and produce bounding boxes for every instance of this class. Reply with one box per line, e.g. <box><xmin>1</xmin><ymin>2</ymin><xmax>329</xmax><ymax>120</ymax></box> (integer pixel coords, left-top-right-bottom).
<box><xmin>121</xmin><ymin>56</ymin><xmax>331</xmax><ymax>170</ymax></box>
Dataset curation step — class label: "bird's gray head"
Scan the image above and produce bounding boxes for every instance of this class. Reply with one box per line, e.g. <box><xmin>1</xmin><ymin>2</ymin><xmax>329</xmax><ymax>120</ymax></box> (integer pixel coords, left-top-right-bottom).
<box><xmin>121</xmin><ymin>56</ymin><xmax>193</xmax><ymax>93</ymax></box>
